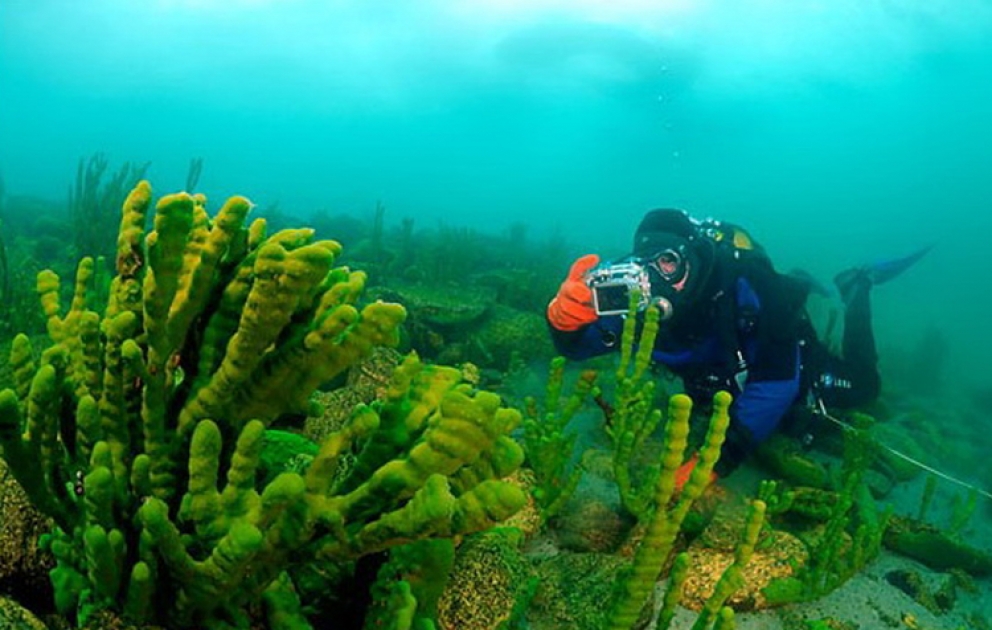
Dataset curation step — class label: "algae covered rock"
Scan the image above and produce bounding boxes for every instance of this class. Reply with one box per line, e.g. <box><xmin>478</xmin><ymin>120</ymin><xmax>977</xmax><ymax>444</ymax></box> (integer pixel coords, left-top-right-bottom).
<box><xmin>79</xmin><ymin>609</ymin><xmax>166</xmax><ymax>630</ymax></box>
<box><xmin>0</xmin><ymin>458</ymin><xmax>53</xmax><ymax>605</ymax></box>
<box><xmin>756</xmin><ymin>434</ymin><xmax>830</xmax><ymax>489</ymax></box>
<box><xmin>884</xmin><ymin>568</ymin><xmax>959</xmax><ymax>615</ymax></box>
<box><xmin>0</xmin><ymin>595</ymin><xmax>47</xmax><ymax>630</ymax></box>
<box><xmin>555</xmin><ymin>495</ymin><xmax>632</xmax><ymax>553</ymax></box>
<box><xmin>883</xmin><ymin>515</ymin><xmax>992</xmax><ymax>576</ymax></box>
<box><xmin>529</xmin><ymin>552</ymin><xmax>652</xmax><ymax>630</ymax></box>
<box><xmin>472</xmin><ymin>305</ymin><xmax>553</xmax><ymax>370</ymax></box>
<box><xmin>498</xmin><ymin>468</ymin><xmax>542</xmax><ymax>541</ymax></box>
<box><xmin>437</xmin><ymin>529</ymin><xmax>534</xmax><ymax>630</ymax></box>
<box><xmin>371</xmin><ymin>281</ymin><xmax>495</xmax><ymax>328</ymax></box>
<box><xmin>369</xmin><ymin>283</ymin><xmax>552</xmax><ymax>371</ymax></box>
<box><xmin>681</xmin><ymin>501</ymin><xmax>808</xmax><ymax>611</ymax></box>
<box><xmin>872</xmin><ymin>425</ymin><xmax>927</xmax><ymax>482</ymax></box>
<box><xmin>788</xmin><ymin>486</ymin><xmax>840</xmax><ymax>521</ymax></box>
<box><xmin>304</xmin><ymin>346</ymin><xmax>404</xmax><ymax>443</ymax></box>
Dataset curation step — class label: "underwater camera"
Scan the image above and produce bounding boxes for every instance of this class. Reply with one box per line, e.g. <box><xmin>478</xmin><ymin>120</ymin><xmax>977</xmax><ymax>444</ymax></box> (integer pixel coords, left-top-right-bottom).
<box><xmin>585</xmin><ymin>261</ymin><xmax>653</xmax><ymax>316</ymax></box>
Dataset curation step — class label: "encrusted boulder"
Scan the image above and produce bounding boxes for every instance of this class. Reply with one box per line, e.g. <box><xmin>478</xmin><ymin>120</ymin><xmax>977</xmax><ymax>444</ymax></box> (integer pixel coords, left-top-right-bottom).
<box><xmin>884</xmin><ymin>516</ymin><xmax>992</xmax><ymax>576</ymax></box>
<box><xmin>371</xmin><ymin>281</ymin><xmax>495</xmax><ymax>329</ymax></box>
<box><xmin>471</xmin><ymin>305</ymin><xmax>553</xmax><ymax>370</ymax></box>
<box><xmin>757</xmin><ymin>434</ymin><xmax>830</xmax><ymax>489</ymax></box>
<box><xmin>555</xmin><ymin>495</ymin><xmax>631</xmax><ymax>553</ymax></box>
<box><xmin>0</xmin><ymin>595</ymin><xmax>47</xmax><ymax>630</ymax></box>
<box><xmin>437</xmin><ymin>529</ymin><xmax>533</xmax><ymax>630</ymax></box>
<box><xmin>528</xmin><ymin>552</ymin><xmax>654</xmax><ymax>630</ymax></box>
<box><xmin>0</xmin><ymin>458</ymin><xmax>54</xmax><ymax>607</ymax></box>
<box><xmin>304</xmin><ymin>346</ymin><xmax>404</xmax><ymax>442</ymax></box>
<box><xmin>681</xmin><ymin>500</ymin><xmax>808</xmax><ymax>611</ymax></box>
<box><xmin>499</xmin><ymin>468</ymin><xmax>542</xmax><ymax>541</ymax></box>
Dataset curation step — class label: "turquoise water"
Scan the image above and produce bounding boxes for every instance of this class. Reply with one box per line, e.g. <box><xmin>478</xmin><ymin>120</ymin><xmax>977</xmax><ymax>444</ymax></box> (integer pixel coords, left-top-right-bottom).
<box><xmin>4</xmin><ymin>1</ymin><xmax>991</xmax><ymax>383</ymax></box>
<box><xmin>1</xmin><ymin>2</ymin><xmax>992</xmax><ymax>627</ymax></box>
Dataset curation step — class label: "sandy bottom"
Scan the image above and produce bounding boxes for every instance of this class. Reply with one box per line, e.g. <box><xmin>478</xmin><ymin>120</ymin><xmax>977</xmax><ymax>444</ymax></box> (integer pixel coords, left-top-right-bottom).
<box><xmin>658</xmin><ymin>550</ymin><xmax>991</xmax><ymax>629</ymax></box>
<box><xmin>655</xmin><ymin>466</ymin><xmax>992</xmax><ymax>630</ymax></box>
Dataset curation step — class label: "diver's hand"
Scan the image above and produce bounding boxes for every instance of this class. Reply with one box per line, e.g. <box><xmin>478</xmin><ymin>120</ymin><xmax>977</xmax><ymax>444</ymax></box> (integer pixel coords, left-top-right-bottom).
<box><xmin>548</xmin><ymin>254</ymin><xmax>600</xmax><ymax>331</ymax></box>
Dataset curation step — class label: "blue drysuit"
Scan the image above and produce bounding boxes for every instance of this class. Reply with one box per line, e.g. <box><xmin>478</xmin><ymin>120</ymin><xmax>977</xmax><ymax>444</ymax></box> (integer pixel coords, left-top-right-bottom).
<box><xmin>549</xmin><ymin>263</ymin><xmax>811</xmax><ymax>475</ymax></box>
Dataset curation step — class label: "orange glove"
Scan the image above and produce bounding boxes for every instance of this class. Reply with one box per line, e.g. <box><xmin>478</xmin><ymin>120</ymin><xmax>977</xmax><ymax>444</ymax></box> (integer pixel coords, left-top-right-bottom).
<box><xmin>674</xmin><ymin>453</ymin><xmax>718</xmax><ymax>492</ymax></box>
<box><xmin>548</xmin><ymin>254</ymin><xmax>600</xmax><ymax>331</ymax></box>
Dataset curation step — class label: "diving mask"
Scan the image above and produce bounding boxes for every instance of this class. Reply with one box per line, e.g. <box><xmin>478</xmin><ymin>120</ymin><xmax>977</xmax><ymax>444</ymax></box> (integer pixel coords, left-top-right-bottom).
<box><xmin>648</xmin><ymin>247</ymin><xmax>688</xmax><ymax>284</ymax></box>
<box><xmin>645</xmin><ymin>241</ymin><xmax>693</xmax><ymax>293</ymax></box>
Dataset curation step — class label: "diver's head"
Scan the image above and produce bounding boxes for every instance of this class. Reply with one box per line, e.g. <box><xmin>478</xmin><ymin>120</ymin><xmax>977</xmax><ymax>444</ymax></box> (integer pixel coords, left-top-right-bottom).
<box><xmin>633</xmin><ymin>208</ymin><xmax>714</xmax><ymax>319</ymax></box>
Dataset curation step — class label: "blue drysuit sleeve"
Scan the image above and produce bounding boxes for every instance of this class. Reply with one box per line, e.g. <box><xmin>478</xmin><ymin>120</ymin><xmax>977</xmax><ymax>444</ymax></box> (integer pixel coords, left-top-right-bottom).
<box><xmin>547</xmin><ymin>315</ymin><xmax>626</xmax><ymax>360</ymax></box>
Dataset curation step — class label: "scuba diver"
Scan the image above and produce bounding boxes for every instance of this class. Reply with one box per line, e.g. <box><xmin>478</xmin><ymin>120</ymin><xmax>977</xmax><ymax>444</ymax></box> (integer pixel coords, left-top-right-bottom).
<box><xmin>547</xmin><ymin>208</ymin><xmax>930</xmax><ymax>485</ymax></box>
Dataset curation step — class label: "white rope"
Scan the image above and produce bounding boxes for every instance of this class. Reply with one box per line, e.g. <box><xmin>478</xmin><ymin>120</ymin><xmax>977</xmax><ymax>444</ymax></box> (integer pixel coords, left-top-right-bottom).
<box><xmin>814</xmin><ymin>398</ymin><xmax>992</xmax><ymax>502</ymax></box>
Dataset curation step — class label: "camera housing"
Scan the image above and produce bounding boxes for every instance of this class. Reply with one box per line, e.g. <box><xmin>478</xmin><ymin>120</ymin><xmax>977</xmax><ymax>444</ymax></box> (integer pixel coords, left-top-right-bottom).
<box><xmin>585</xmin><ymin>261</ymin><xmax>652</xmax><ymax>316</ymax></box>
